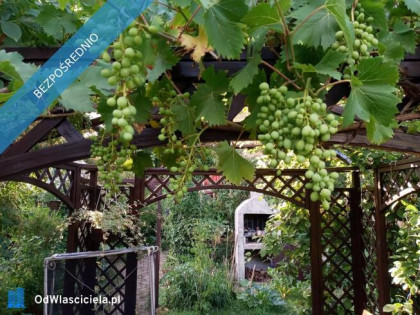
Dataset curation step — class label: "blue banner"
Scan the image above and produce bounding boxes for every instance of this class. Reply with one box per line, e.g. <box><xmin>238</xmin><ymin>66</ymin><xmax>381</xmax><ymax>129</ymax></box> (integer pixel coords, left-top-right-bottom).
<box><xmin>0</xmin><ymin>0</ymin><xmax>152</xmax><ymax>153</ymax></box>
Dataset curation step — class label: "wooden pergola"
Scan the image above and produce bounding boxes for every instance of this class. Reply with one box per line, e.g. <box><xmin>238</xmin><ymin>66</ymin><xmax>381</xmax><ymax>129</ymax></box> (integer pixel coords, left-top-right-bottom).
<box><xmin>0</xmin><ymin>47</ymin><xmax>419</xmax><ymax>314</ymax></box>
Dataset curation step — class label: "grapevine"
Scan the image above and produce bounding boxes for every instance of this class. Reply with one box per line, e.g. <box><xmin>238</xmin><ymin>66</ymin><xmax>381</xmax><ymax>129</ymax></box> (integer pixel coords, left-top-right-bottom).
<box><xmin>91</xmin><ymin>21</ymin><xmax>147</xmax><ymax>193</ymax></box>
<box><xmin>154</xmin><ymin>92</ymin><xmax>212</xmax><ymax>202</ymax></box>
<box><xmin>255</xmin><ymin>83</ymin><xmax>340</xmax><ymax>209</ymax></box>
<box><xmin>332</xmin><ymin>3</ymin><xmax>379</xmax><ymax>79</ymax></box>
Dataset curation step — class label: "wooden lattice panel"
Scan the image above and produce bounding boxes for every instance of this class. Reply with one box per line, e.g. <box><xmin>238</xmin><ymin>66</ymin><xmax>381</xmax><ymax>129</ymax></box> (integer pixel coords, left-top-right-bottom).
<box><xmin>378</xmin><ymin>160</ymin><xmax>420</xmax><ymax>211</ymax></box>
<box><xmin>321</xmin><ymin>189</ymin><xmax>354</xmax><ymax>313</ymax></box>
<box><xmin>361</xmin><ymin>204</ymin><xmax>379</xmax><ymax>312</ymax></box>
<box><xmin>140</xmin><ymin>169</ymin><xmax>307</xmax><ymax>208</ymax></box>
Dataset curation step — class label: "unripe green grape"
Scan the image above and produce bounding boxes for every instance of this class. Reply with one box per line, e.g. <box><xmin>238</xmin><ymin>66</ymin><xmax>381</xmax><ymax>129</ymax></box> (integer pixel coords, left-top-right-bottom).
<box><xmin>117</xmin><ymin>96</ymin><xmax>128</xmax><ymax>107</ymax></box>
<box><xmin>279</xmin><ymin>86</ymin><xmax>288</xmax><ymax>94</ymax></box>
<box><xmin>120</xmin><ymin>68</ymin><xmax>130</xmax><ymax>77</ymax></box>
<box><xmin>134</xmin><ymin>35</ymin><xmax>142</xmax><ymax>45</ymax></box>
<box><xmin>112</xmin><ymin>62</ymin><xmax>122</xmax><ymax>70</ymax></box>
<box><xmin>338</xmin><ymin>45</ymin><xmax>347</xmax><ymax>53</ymax></box>
<box><xmin>107</xmin><ymin>97</ymin><xmax>116</xmax><ymax>107</ymax></box>
<box><xmin>128</xmin><ymin>27</ymin><xmax>139</xmax><ymax>36</ymax></box>
<box><xmin>124</xmin><ymin>47</ymin><xmax>135</xmax><ymax>58</ymax></box>
<box><xmin>259</xmin><ymin>82</ymin><xmax>269</xmax><ymax>90</ymax></box>
<box><xmin>312</xmin><ymin>174</ymin><xmax>321</xmax><ymax>183</ymax></box>
<box><xmin>101</xmin><ymin>68</ymin><xmax>112</xmax><ymax>78</ymax></box>
<box><xmin>148</xmin><ymin>25</ymin><xmax>159</xmax><ymax>34</ymax></box>
<box><xmin>102</xmin><ymin>51</ymin><xmax>111</xmax><ymax>62</ymax></box>
<box><xmin>123</xmin><ymin>132</ymin><xmax>133</xmax><ymax>141</ymax></box>
<box><xmin>114</xmin><ymin>50</ymin><xmax>123</xmax><ymax>60</ymax></box>
<box><xmin>118</xmin><ymin>118</ymin><xmax>128</xmax><ymax>127</ymax></box>
<box><xmin>108</xmin><ymin>76</ymin><xmax>118</xmax><ymax>85</ymax></box>
<box><xmin>158</xmin><ymin>134</ymin><xmax>166</xmax><ymax>141</ymax></box>
<box><xmin>124</xmin><ymin>36</ymin><xmax>134</xmax><ymax>46</ymax></box>
<box><xmin>113</xmin><ymin>109</ymin><xmax>122</xmax><ymax>118</ymax></box>
<box><xmin>310</xmin><ymin>191</ymin><xmax>319</xmax><ymax>202</ymax></box>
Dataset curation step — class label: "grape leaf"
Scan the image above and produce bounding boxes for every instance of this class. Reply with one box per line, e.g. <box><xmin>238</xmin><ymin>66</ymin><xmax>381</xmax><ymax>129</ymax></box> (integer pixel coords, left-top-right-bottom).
<box><xmin>379</xmin><ymin>20</ymin><xmax>416</xmax><ymax>54</ymax></box>
<box><xmin>180</xmin><ymin>27</ymin><xmax>211</xmax><ymax>62</ymax></box>
<box><xmin>97</xmin><ymin>97</ymin><xmax>113</xmax><ymax>131</ymax></box>
<box><xmin>295</xmin><ymin>50</ymin><xmax>346</xmax><ymax>80</ymax></box>
<box><xmin>60</xmin><ymin>81</ymin><xmax>94</xmax><ymax>112</ymax></box>
<box><xmin>356</xmin><ymin>57</ymin><xmax>399</xmax><ymax>86</ymax></box>
<box><xmin>129</xmin><ymin>87</ymin><xmax>153</xmax><ymax>124</ymax></box>
<box><xmin>378</xmin><ymin>40</ymin><xmax>405</xmax><ymax>64</ymax></box>
<box><xmin>343</xmin><ymin>58</ymin><xmax>400</xmax><ymax>144</ymax></box>
<box><xmin>191</xmin><ymin>66</ymin><xmax>229</xmax><ymax>126</ymax></box>
<box><xmin>359</xmin><ymin>0</ymin><xmax>388</xmax><ymax>31</ymax></box>
<box><xmin>365</xmin><ymin>118</ymin><xmax>395</xmax><ymax>145</ymax></box>
<box><xmin>57</xmin><ymin>0</ymin><xmax>70</xmax><ymax>9</ymax></box>
<box><xmin>0</xmin><ymin>50</ymin><xmax>37</xmax><ymax>82</ymax></box>
<box><xmin>0</xmin><ymin>61</ymin><xmax>23</xmax><ymax>87</ymax></box>
<box><xmin>133</xmin><ymin>151</ymin><xmax>154</xmax><ymax>177</ymax></box>
<box><xmin>36</xmin><ymin>5</ymin><xmax>79</xmax><ymax>40</ymax></box>
<box><xmin>0</xmin><ymin>21</ymin><xmax>22</xmax><ymax>42</ymax></box>
<box><xmin>78</xmin><ymin>62</ymin><xmax>112</xmax><ymax>95</ymax></box>
<box><xmin>200</xmin><ymin>0</ymin><xmax>220</xmax><ymax>9</ymax></box>
<box><xmin>146</xmin><ymin>40</ymin><xmax>180</xmax><ymax>82</ymax></box>
<box><xmin>241</xmin><ymin>2</ymin><xmax>284</xmax><ymax>33</ymax></box>
<box><xmin>325</xmin><ymin>0</ymin><xmax>354</xmax><ymax>51</ymax></box>
<box><xmin>171</xmin><ymin>98</ymin><xmax>197</xmax><ymax>136</ymax></box>
<box><xmin>404</xmin><ymin>0</ymin><xmax>420</xmax><ymax>14</ymax></box>
<box><xmin>230</xmin><ymin>54</ymin><xmax>262</xmax><ymax>94</ymax></box>
<box><xmin>292</xmin><ymin>3</ymin><xmax>339</xmax><ymax>50</ymax></box>
<box><xmin>202</xmin><ymin>0</ymin><xmax>248</xmax><ymax>59</ymax></box>
<box><xmin>213</xmin><ymin>141</ymin><xmax>255</xmax><ymax>185</ymax></box>
<box><xmin>243</xmin><ymin>70</ymin><xmax>267</xmax><ymax>132</ymax></box>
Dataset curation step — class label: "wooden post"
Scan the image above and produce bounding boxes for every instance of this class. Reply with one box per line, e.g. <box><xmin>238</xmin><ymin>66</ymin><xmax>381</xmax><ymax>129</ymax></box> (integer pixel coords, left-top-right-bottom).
<box><xmin>88</xmin><ymin>169</ymin><xmax>98</xmax><ymax>210</ymax></box>
<box><xmin>155</xmin><ymin>199</ymin><xmax>162</xmax><ymax>308</ymax></box>
<box><xmin>374</xmin><ymin>169</ymin><xmax>391</xmax><ymax>313</ymax></box>
<box><xmin>124</xmin><ymin>252</ymin><xmax>138</xmax><ymax>314</ymax></box>
<box><xmin>308</xmin><ymin>189</ymin><xmax>324</xmax><ymax>314</ymax></box>
<box><xmin>350</xmin><ymin>171</ymin><xmax>367</xmax><ymax>313</ymax></box>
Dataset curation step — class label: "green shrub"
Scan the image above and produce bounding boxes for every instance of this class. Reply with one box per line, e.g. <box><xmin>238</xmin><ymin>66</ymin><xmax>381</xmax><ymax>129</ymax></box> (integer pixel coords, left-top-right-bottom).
<box><xmin>161</xmin><ymin>218</ymin><xmax>234</xmax><ymax>312</ymax></box>
<box><xmin>0</xmin><ymin>202</ymin><xmax>67</xmax><ymax>314</ymax></box>
<box><xmin>236</xmin><ymin>283</ymin><xmax>288</xmax><ymax>311</ymax></box>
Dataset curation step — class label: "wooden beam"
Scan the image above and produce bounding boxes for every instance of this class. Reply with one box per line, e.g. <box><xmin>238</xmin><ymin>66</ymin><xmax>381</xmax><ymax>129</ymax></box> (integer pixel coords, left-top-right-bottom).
<box><xmin>2</xmin><ymin>125</ymin><xmax>420</xmax><ymax>179</ymax></box>
<box><xmin>57</xmin><ymin>120</ymin><xmax>85</xmax><ymax>143</ymax></box>
<box><xmin>329</xmin><ymin>130</ymin><xmax>420</xmax><ymax>155</ymax></box>
<box><xmin>0</xmin><ymin>128</ymin><xmax>244</xmax><ymax>178</ymax></box>
<box><xmin>1</xmin><ymin>118</ymin><xmax>65</xmax><ymax>157</ymax></box>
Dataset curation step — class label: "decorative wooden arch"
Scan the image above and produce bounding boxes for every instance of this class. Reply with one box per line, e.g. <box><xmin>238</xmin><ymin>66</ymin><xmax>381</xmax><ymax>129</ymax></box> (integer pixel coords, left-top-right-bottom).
<box><xmin>0</xmin><ymin>46</ymin><xmax>418</xmax><ymax>314</ymax></box>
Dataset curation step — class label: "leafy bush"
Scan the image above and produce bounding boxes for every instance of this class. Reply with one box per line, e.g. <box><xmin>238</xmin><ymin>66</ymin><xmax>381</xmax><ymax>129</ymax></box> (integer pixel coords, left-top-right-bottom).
<box><xmin>236</xmin><ymin>283</ymin><xmax>288</xmax><ymax>312</ymax></box>
<box><xmin>0</xmin><ymin>203</ymin><xmax>67</xmax><ymax>314</ymax></box>
<box><xmin>262</xmin><ymin>202</ymin><xmax>312</xmax><ymax>313</ymax></box>
<box><xmin>384</xmin><ymin>201</ymin><xmax>420</xmax><ymax>314</ymax></box>
<box><xmin>161</xmin><ymin>218</ymin><xmax>234</xmax><ymax>312</ymax></box>
<box><xmin>163</xmin><ymin>190</ymin><xmax>247</xmax><ymax>257</ymax></box>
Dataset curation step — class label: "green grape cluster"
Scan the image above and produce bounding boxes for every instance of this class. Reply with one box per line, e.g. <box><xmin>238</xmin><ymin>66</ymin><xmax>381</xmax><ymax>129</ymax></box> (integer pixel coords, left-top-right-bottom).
<box><xmin>154</xmin><ymin>92</ymin><xmax>211</xmax><ymax>202</ymax></box>
<box><xmin>100</xmin><ymin>25</ymin><xmax>145</xmax><ymax>90</ymax></box>
<box><xmin>255</xmin><ymin>82</ymin><xmax>340</xmax><ymax>209</ymax></box>
<box><xmin>91</xmin><ymin>132</ymin><xmax>138</xmax><ymax>193</ymax></box>
<box><xmin>332</xmin><ymin>3</ymin><xmax>378</xmax><ymax>78</ymax></box>
<box><xmin>92</xmin><ymin>21</ymin><xmax>147</xmax><ymax>193</ymax></box>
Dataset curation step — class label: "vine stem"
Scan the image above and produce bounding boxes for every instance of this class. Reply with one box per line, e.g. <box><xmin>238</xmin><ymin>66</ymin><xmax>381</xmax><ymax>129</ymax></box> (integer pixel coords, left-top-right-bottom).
<box><xmin>274</xmin><ymin>1</ymin><xmax>296</xmax><ymax>69</ymax></box>
<box><xmin>290</xmin><ymin>5</ymin><xmax>326</xmax><ymax>36</ymax></box>
<box><xmin>176</xmin><ymin>5</ymin><xmax>201</xmax><ymax>41</ymax></box>
<box><xmin>261</xmin><ymin>61</ymin><xmax>302</xmax><ymax>90</ymax></box>
<box><xmin>315</xmin><ymin>80</ymin><xmax>351</xmax><ymax>95</ymax></box>
<box><xmin>351</xmin><ymin>0</ymin><xmax>359</xmax><ymax>22</ymax></box>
